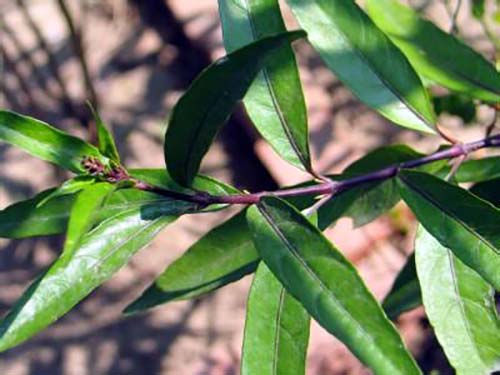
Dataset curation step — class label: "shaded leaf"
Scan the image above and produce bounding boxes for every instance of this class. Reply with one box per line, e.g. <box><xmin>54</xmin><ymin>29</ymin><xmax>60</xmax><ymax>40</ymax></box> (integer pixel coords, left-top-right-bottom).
<box><xmin>247</xmin><ymin>197</ymin><xmax>420</xmax><ymax>374</ymax></box>
<box><xmin>398</xmin><ymin>170</ymin><xmax>500</xmax><ymax>290</ymax></box>
<box><xmin>366</xmin><ymin>0</ymin><xmax>500</xmax><ymax>102</ymax></box>
<box><xmin>470</xmin><ymin>178</ymin><xmax>500</xmax><ymax>207</ymax></box>
<box><xmin>164</xmin><ymin>30</ymin><xmax>306</xmax><ymax>186</ymax></box>
<box><xmin>382</xmin><ymin>253</ymin><xmax>421</xmax><ymax>319</ymax></box>
<box><xmin>0</xmin><ymin>110</ymin><xmax>111</xmax><ymax>174</ymax></box>
<box><xmin>219</xmin><ymin>0</ymin><xmax>311</xmax><ymax>171</ymax></box>
<box><xmin>241</xmin><ymin>262</ymin><xmax>310</xmax><ymax>375</ymax></box>
<box><xmin>0</xmin><ymin>200</ymin><xmax>191</xmax><ymax>351</ymax></box>
<box><xmin>124</xmin><ymin>211</ymin><xmax>259</xmax><ymax>314</ymax></box>
<box><xmin>433</xmin><ymin>94</ymin><xmax>476</xmax><ymax>124</ymax></box>
<box><xmin>415</xmin><ymin>226</ymin><xmax>500</xmax><ymax>374</ymax></box>
<box><xmin>286</xmin><ymin>0</ymin><xmax>435</xmax><ymax>132</ymax></box>
<box><xmin>88</xmin><ymin>102</ymin><xmax>120</xmax><ymax>162</ymax></box>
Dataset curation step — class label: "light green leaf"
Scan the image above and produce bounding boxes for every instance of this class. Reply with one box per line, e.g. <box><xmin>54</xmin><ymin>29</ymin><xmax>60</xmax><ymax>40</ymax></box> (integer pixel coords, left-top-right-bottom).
<box><xmin>0</xmin><ymin>188</ymin><xmax>76</xmax><ymax>239</ymax></box>
<box><xmin>0</xmin><ymin>110</ymin><xmax>111</xmax><ymax>174</ymax></box>
<box><xmin>36</xmin><ymin>176</ymin><xmax>97</xmax><ymax>207</ymax></box>
<box><xmin>247</xmin><ymin>197</ymin><xmax>421</xmax><ymax>374</ymax></box>
<box><xmin>88</xmin><ymin>103</ymin><xmax>120</xmax><ymax>163</ymax></box>
<box><xmin>398</xmin><ymin>170</ymin><xmax>500</xmax><ymax>290</ymax></box>
<box><xmin>241</xmin><ymin>262</ymin><xmax>310</xmax><ymax>375</ymax></box>
<box><xmin>0</xmin><ymin>200</ymin><xmax>192</xmax><ymax>352</ymax></box>
<box><xmin>0</xmin><ymin>169</ymin><xmax>236</xmax><ymax>239</ymax></box>
<box><xmin>219</xmin><ymin>0</ymin><xmax>311</xmax><ymax>171</ymax></box>
<box><xmin>382</xmin><ymin>253</ymin><xmax>421</xmax><ymax>320</ymax></box>
<box><xmin>124</xmin><ymin>211</ymin><xmax>259</xmax><ymax>314</ymax></box>
<box><xmin>415</xmin><ymin>226</ymin><xmax>500</xmax><ymax>374</ymax></box>
<box><xmin>366</xmin><ymin>0</ymin><xmax>500</xmax><ymax>102</ymax></box>
<box><xmin>164</xmin><ymin>30</ymin><xmax>306</xmax><ymax>186</ymax></box>
<box><xmin>286</xmin><ymin>0</ymin><xmax>435</xmax><ymax>132</ymax></box>
<box><xmin>62</xmin><ymin>182</ymin><xmax>115</xmax><ymax>256</ymax></box>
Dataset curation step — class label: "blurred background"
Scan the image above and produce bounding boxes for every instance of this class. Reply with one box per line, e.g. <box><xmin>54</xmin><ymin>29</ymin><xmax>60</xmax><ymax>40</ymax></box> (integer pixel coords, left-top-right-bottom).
<box><xmin>0</xmin><ymin>0</ymin><xmax>498</xmax><ymax>374</ymax></box>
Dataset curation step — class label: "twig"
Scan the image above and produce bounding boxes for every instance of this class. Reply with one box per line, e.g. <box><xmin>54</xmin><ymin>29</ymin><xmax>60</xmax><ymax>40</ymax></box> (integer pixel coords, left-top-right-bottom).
<box><xmin>131</xmin><ymin>134</ymin><xmax>500</xmax><ymax>206</ymax></box>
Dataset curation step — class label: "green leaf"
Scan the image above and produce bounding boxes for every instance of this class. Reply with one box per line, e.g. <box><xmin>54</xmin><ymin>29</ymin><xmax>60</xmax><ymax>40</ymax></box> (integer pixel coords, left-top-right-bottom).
<box><xmin>285</xmin><ymin>0</ymin><xmax>435</xmax><ymax>133</ymax></box>
<box><xmin>164</xmin><ymin>30</ymin><xmax>306</xmax><ymax>186</ymax></box>
<box><xmin>398</xmin><ymin>170</ymin><xmax>500</xmax><ymax>290</ymax></box>
<box><xmin>247</xmin><ymin>197</ymin><xmax>421</xmax><ymax>374</ymax></box>
<box><xmin>433</xmin><ymin>94</ymin><xmax>476</xmax><ymax>124</ymax></box>
<box><xmin>218</xmin><ymin>0</ymin><xmax>311</xmax><ymax>171</ymax></box>
<box><xmin>415</xmin><ymin>226</ymin><xmax>500</xmax><ymax>374</ymax></box>
<box><xmin>0</xmin><ymin>169</ymin><xmax>235</xmax><ymax>239</ymax></box>
<box><xmin>366</xmin><ymin>0</ymin><xmax>500</xmax><ymax>102</ymax></box>
<box><xmin>124</xmin><ymin>211</ymin><xmax>259</xmax><ymax>314</ymax></box>
<box><xmin>36</xmin><ymin>176</ymin><xmax>97</xmax><ymax>207</ymax></box>
<box><xmin>0</xmin><ymin>110</ymin><xmax>111</xmax><ymax>174</ymax></box>
<box><xmin>0</xmin><ymin>201</ymin><xmax>191</xmax><ymax>352</ymax></box>
<box><xmin>382</xmin><ymin>253</ymin><xmax>421</xmax><ymax>320</ymax></box>
<box><xmin>472</xmin><ymin>0</ymin><xmax>486</xmax><ymax>19</ymax></box>
<box><xmin>317</xmin><ymin>144</ymin><xmax>437</xmax><ymax>228</ymax></box>
<box><xmin>62</xmin><ymin>183</ymin><xmax>115</xmax><ymax>256</ymax></box>
<box><xmin>87</xmin><ymin>103</ymin><xmax>120</xmax><ymax>163</ymax></box>
<box><xmin>241</xmin><ymin>262</ymin><xmax>310</xmax><ymax>375</ymax></box>
<box><xmin>454</xmin><ymin>156</ymin><xmax>500</xmax><ymax>183</ymax></box>
<box><xmin>0</xmin><ymin>188</ymin><xmax>76</xmax><ymax>239</ymax></box>
<box><xmin>470</xmin><ymin>178</ymin><xmax>500</xmax><ymax>207</ymax></box>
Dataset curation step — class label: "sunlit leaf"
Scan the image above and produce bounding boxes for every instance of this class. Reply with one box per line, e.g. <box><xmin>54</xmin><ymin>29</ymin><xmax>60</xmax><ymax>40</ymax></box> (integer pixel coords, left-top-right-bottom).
<box><xmin>247</xmin><ymin>197</ymin><xmax>421</xmax><ymax>374</ymax></box>
<box><xmin>0</xmin><ymin>110</ymin><xmax>111</xmax><ymax>174</ymax></box>
<box><xmin>366</xmin><ymin>0</ymin><xmax>500</xmax><ymax>102</ymax></box>
<box><xmin>286</xmin><ymin>0</ymin><xmax>435</xmax><ymax>132</ymax></box>
<box><xmin>241</xmin><ymin>262</ymin><xmax>310</xmax><ymax>375</ymax></box>
<box><xmin>415</xmin><ymin>226</ymin><xmax>500</xmax><ymax>374</ymax></box>
<box><xmin>219</xmin><ymin>0</ymin><xmax>311</xmax><ymax>171</ymax></box>
<box><xmin>88</xmin><ymin>102</ymin><xmax>120</xmax><ymax>162</ymax></box>
<box><xmin>398</xmin><ymin>170</ymin><xmax>500</xmax><ymax>290</ymax></box>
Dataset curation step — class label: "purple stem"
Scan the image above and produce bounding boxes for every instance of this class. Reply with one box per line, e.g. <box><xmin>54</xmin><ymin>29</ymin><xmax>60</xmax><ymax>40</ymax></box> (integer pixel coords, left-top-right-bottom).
<box><xmin>136</xmin><ymin>134</ymin><xmax>500</xmax><ymax>206</ymax></box>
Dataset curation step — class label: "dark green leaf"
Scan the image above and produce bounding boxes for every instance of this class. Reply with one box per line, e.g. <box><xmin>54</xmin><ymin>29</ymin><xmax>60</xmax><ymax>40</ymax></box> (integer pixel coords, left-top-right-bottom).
<box><xmin>164</xmin><ymin>30</ymin><xmax>306</xmax><ymax>186</ymax></box>
<box><xmin>366</xmin><ymin>0</ymin><xmax>500</xmax><ymax>102</ymax></box>
<box><xmin>88</xmin><ymin>103</ymin><xmax>120</xmax><ymax>163</ymax></box>
<box><xmin>0</xmin><ymin>110</ymin><xmax>111</xmax><ymax>174</ymax></box>
<box><xmin>0</xmin><ymin>197</ymin><xmax>196</xmax><ymax>351</ymax></box>
<box><xmin>470</xmin><ymin>178</ymin><xmax>500</xmax><ymax>207</ymax></box>
<box><xmin>415</xmin><ymin>226</ymin><xmax>500</xmax><ymax>374</ymax></box>
<box><xmin>382</xmin><ymin>253</ymin><xmax>421</xmax><ymax>320</ymax></box>
<box><xmin>62</xmin><ymin>183</ymin><xmax>114</xmax><ymax>255</ymax></box>
<box><xmin>124</xmin><ymin>211</ymin><xmax>259</xmax><ymax>314</ymax></box>
<box><xmin>0</xmin><ymin>169</ymin><xmax>235</xmax><ymax>239</ymax></box>
<box><xmin>472</xmin><ymin>0</ymin><xmax>486</xmax><ymax>19</ymax></box>
<box><xmin>219</xmin><ymin>0</ymin><xmax>311</xmax><ymax>171</ymax></box>
<box><xmin>318</xmin><ymin>145</ymin><xmax>434</xmax><ymax>228</ymax></box>
<box><xmin>433</xmin><ymin>94</ymin><xmax>476</xmax><ymax>124</ymax></box>
<box><xmin>398</xmin><ymin>170</ymin><xmax>500</xmax><ymax>290</ymax></box>
<box><xmin>286</xmin><ymin>0</ymin><xmax>435</xmax><ymax>132</ymax></box>
<box><xmin>126</xmin><ymin>144</ymin><xmax>443</xmax><ymax>314</ymax></box>
<box><xmin>247</xmin><ymin>197</ymin><xmax>421</xmax><ymax>374</ymax></box>
<box><xmin>241</xmin><ymin>262</ymin><xmax>310</xmax><ymax>375</ymax></box>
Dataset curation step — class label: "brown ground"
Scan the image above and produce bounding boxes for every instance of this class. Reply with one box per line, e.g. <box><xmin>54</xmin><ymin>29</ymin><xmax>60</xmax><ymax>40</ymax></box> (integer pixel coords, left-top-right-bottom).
<box><xmin>0</xmin><ymin>1</ymin><xmax>497</xmax><ymax>374</ymax></box>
